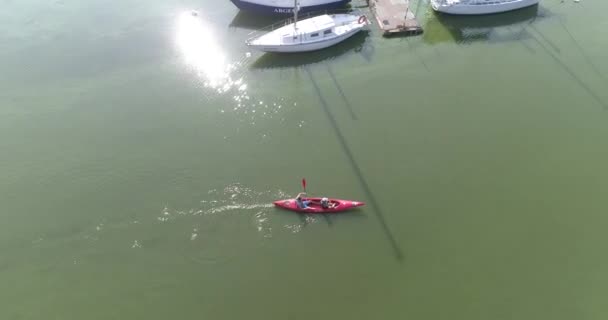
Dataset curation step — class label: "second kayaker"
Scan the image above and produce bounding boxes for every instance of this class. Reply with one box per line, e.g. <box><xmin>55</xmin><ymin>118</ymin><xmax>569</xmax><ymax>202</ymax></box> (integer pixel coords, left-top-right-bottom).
<box><xmin>321</xmin><ymin>197</ymin><xmax>337</xmax><ymax>209</ymax></box>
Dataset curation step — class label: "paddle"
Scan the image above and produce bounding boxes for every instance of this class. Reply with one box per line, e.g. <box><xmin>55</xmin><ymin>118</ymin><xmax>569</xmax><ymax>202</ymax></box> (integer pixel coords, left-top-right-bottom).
<box><xmin>300</xmin><ymin>178</ymin><xmax>314</xmax><ymax>209</ymax></box>
<box><xmin>301</xmin><ymin>178</ymin><xmax>319</xmax><ymax>206</ymax></box>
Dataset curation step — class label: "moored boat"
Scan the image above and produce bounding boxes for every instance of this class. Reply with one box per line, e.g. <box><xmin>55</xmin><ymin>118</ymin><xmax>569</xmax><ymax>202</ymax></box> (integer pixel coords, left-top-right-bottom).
<box><xmin>430</xmin><ymin>0</ymin><xmax>539</xmax><ymax>15</ymax></box>
<box><xmin>246</xmin><ymin>13</ymin><xmax>370</xmax><ymax>53</ymax></box>
<box><xmin>230</xmin><ymin>0</ymin><xmax>351</xmax><ymax>15</ymax></box>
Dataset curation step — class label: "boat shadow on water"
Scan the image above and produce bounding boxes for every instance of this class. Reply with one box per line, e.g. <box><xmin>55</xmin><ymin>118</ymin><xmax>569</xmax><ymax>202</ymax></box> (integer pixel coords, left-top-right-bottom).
<box><xmin>425</xmin><ymin>4</ymin><xmax>608</xmax><ymax>109</ymax></box>
<box><xmin>295</xmin><ymin>210</ymin><xmax>368</xmax><ymax>228</ymax></box>
<box><xmin>248</xmin><ymin>32</ymin><xmax>372</xmax><ymax>70</ymax></box>
<box><xmin>423</xmin><ymin>4</ymin><xmax>552</xmax><ymax>45</ymax></box>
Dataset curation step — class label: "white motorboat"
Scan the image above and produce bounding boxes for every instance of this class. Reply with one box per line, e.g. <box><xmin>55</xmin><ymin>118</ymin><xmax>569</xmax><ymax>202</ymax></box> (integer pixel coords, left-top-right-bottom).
<box><xmin>431</xmin><ymin>0</ymin><xmax>539</xmax><ymax>15</ymax></box>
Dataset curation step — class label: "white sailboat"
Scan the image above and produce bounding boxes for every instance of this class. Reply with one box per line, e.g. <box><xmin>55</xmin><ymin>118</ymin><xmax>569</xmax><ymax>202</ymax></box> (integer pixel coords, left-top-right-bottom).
<box><xmin>246</xmin><ymin>0</ymin><xmax>370</xmax><ymax>53</ymax></box>
<box><xmin>431</xmin><ymin>0</ymin><xmax>539</xmax><ymax>15</ymax></box>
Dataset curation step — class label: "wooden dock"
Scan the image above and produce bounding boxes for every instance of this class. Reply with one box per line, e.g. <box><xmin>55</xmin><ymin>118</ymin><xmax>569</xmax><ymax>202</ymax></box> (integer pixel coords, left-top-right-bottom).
<box><xmin>369</xmin><ymin>0</ymin><xmax>423</xmax><ymax>36</ymax></box>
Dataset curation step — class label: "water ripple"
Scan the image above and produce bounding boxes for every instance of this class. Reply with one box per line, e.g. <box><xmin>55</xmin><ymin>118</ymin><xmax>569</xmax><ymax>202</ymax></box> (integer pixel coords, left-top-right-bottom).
<box><xmin>156</xmin><ymin>183</ymin><xmax>290</xmax><ymax>239</ymax></box>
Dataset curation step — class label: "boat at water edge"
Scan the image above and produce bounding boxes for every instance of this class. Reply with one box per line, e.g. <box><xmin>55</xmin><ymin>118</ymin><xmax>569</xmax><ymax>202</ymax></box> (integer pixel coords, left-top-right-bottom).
<box><xmin>229</xmin><ymin>0</ymin><xmax>351</xmax><ymax>15</ymax></box>
<box><xmin>430</xmin><ymin>0</ymin><xmax>539</xmax><ymax>15</ymax></box>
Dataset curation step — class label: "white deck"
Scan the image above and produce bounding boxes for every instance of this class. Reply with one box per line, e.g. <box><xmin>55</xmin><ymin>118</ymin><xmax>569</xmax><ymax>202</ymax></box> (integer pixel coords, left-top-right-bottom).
<box><xmin>247</xmin><ymin>14</ymin><xmax>369</xmax><ymax>53</ymax></box>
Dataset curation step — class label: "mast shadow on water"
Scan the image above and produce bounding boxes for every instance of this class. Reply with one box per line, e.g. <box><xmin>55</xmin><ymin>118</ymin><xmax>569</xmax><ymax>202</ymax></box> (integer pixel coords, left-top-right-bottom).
<box><xmin>304</xmin><ymin>67</ymin><xmax>404</xmax><ymax>261</ymax></box>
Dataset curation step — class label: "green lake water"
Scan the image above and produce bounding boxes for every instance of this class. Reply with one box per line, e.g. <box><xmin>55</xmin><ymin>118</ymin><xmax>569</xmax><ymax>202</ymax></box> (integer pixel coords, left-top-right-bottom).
<box><xmin>2</xmin><ymin>0</ymin><xmax>608</xmax><ymax>319</ymax></box>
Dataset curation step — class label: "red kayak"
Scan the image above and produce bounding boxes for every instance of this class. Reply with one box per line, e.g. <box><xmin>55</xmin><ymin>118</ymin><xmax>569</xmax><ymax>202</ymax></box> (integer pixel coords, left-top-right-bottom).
<box><xmin>273</xmin><ymin>197</ymin><xmax>365</xmax><ymax>213</ymax></box>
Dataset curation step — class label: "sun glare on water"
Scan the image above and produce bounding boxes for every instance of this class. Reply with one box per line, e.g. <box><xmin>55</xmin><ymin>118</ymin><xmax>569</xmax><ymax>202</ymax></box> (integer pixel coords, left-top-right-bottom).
<box><xmin>176</xmin><ymin>11</ymin><xmax>236</xmax><ymax>91</ymax></box>
<box><xmin>174</xmin><ymin>11</ymin><xmax>286</xmax><ymax>126</ymax></box>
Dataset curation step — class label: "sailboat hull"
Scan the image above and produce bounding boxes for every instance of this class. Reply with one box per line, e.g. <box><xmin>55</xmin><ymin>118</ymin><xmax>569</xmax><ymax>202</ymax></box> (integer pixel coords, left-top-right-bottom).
<box><xmin>247</xmin><ymin>14</ymin><xmax>370</xmax><ymax>53</ymax></box>
<box><xmin>229</xmin><ymin>0</ymin><xmax>351</xmax><ymax>15</ymax></box>
<box><xmin>248</xmin><ymin>28</ymin><xmax>363</xmax><ymax>52</ymax></box>
<box><xmin>431</xmin><ymin>0</ymin><xmax>539</xmax><ymax>15</ymax></box>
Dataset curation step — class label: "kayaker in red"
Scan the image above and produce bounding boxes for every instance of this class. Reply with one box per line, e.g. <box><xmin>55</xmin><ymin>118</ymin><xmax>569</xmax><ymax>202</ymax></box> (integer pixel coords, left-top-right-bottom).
<box><xmin>295</xmin><ymin>192</ymin><xmax>312</xmax><ymax>209</ymax></box>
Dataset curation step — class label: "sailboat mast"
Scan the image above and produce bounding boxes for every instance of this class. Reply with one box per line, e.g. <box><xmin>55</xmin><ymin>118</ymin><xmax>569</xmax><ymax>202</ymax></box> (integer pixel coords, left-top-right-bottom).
<box><xmin>293</xmin><ymin>0</ymin><xmax>299</xmax><ymax>30</ymax></box>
